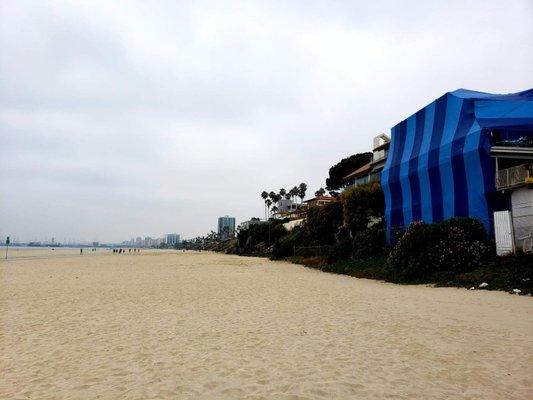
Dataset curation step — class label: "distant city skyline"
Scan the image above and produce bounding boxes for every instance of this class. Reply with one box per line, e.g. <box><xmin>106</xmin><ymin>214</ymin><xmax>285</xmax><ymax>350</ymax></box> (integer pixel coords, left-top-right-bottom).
<box><xmin>1</xmin><ymin>1</ymin><xmax>531</xmax><ymax>242</ymax></box>
<box><xmin>1</xmin><ymin>232</ymin><xmax>183</xmax><ymax>246</ymax></box>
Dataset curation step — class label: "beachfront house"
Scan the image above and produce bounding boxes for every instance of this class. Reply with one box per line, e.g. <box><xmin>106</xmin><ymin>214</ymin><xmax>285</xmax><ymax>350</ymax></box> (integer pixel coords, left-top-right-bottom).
<box><xmin>342</xmin><ymin>162</ymin><xmax>372</xmax><ymax>188</ymax></box>
<box><xmin>277</xmin><ymin>198</ymin><xmax>298</xmax><ymax>213</ymax></box>
<box><xmin>342</xmin><ymin>134</ymin><xmax>390</xmax><ymax>188</ymax></box>
<box><xmin>493</xmin><ymin>139</ymin><xmax>533</xmax><ymax>253</ymax></box>
<box><xmin>380</xmin><ymin>88</ymin><xmax>533</xmax><ymax>253</ymax></box>
<box><xmin>304</xmin><ymin>195</ymin><xmax>337</xmax><ymax>208</ymax></box>
<box><xmin>271</xmin><ymin>198</ymin><xmax>309</xmax><ymax>221</ymax></box>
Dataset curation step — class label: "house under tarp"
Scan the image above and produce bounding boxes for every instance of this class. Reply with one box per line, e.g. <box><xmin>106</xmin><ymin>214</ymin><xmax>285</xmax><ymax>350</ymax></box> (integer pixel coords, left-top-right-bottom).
<box><xmin>381</xmin><ymin>88</ymin><xmax>533</xmax><ymax>242</ymax></box>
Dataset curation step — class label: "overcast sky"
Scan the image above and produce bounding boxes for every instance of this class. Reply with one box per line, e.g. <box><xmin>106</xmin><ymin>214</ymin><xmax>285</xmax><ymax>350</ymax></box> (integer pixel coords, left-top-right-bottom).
<box><xmin>1</xmin><ymin>0</ymin><xmax>532</xmax><ymax>243</ymax></box>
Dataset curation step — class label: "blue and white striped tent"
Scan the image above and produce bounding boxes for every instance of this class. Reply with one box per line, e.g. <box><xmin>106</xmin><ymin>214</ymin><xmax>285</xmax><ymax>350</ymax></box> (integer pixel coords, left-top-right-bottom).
<box><xmin>381</xmin><ymin>88</ymin><xmax>533</xmax><ymax>242</ymax></box>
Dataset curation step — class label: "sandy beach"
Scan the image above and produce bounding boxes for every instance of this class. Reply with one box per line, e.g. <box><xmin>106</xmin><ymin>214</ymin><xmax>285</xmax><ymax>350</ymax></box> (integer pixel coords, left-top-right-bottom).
<box><xmin>1</xmin><ymin>249</ymin><xmax>531</xmax><ymax>399</ymax></box>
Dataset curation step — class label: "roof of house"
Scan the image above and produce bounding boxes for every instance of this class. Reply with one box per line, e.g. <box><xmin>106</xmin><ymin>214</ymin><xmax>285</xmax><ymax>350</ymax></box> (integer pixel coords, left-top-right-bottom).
<box><xmin>342</xmin><ymin>162</ymin><xmax>372</xmax><ymax>181</ymax></box>
<box><xmin>304</xmin><ymin>196</ymin><xmax>337</xmax><ymax>203</ymax></box>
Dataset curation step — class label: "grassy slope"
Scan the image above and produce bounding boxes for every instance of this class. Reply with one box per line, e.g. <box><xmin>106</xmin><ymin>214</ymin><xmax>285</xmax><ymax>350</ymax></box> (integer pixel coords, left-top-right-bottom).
<box><xmin>287</xmin><ymin>253</ymin><xmax>533</xmax><ymax>295</ymax></box>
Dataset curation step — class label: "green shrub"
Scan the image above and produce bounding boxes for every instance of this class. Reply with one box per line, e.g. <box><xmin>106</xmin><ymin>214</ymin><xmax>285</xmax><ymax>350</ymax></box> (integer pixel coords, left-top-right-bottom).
<box><xmin>272</xmin><ymin>226</ymin><xmax>305</xmax><ymax>259</ymax></box>
<box><xmin>323</xmin><ymin>225</ymin><xmax>387</xmax><ymax>264</ymax></box>
<box><xmin>237</xmin><ymin>220</ymin><xmax>288</xmax><ymax>255</ymax></box>
<box><xmin>386</xmin><ymin>221</ymin><xmax>431</xmax><ymax>281</ymax></box>
<box><xmin>342</xmin><ymin>181</ymin><xmax>384</xmax><ymax>235</ymax></box>
<box><xmin>451</xmin><ymin>252</ymin><xmax>533</xmax><ymax>293</ymax></box>
<box><xmin>305</xmin><ymin>201</ymin><xmax>343</xmax><ymax>245</ymax></box>
<box><xmin>352</xmin><ymin>225</ymin><xmax>386</xmax><ymax>259</ymax></box>
<box><xmin>437</xmin><ymin>217</ymin><xmax>488</xmax><ymax>242</ymax></box>
<box><xmin>325</xmin><ymin>239</ymin><xmax>354</xmax><ymax>263</ymax></box>
<box><xmin>271</xmin><ymin>223</ymin><xmax>288</xmax><ymax>242</ymax></box>
<box><xmin>321</xmin><ymin>256</ymin><xmax>387</xmax><ymax>278</ymax></box>
<box><xmin>386</xmin><ymin>218</ymin><xmax>490</xmax><ymax>282</ymax></box>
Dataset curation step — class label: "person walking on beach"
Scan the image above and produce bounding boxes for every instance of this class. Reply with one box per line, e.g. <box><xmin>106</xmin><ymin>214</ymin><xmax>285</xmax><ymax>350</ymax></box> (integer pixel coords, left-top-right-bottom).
<box><xmin>80</xmin><ymin>248</ymin><xmax>83</xmax><ymax>255</ymax></box>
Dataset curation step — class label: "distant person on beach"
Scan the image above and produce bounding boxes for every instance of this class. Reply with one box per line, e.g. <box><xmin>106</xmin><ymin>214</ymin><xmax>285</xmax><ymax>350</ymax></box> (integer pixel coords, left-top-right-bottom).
<box><xmin>80</xmin><ymin>248</ymin><xmax>83</xmax><ymax>255</ymax></box>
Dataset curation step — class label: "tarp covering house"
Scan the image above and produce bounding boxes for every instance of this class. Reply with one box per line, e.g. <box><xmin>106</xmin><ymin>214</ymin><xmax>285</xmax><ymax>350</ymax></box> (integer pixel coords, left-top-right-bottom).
<box><xmin>381</xmin><ymin>88</ymin><xmax>533</xmax><ymax>242</ymax></box>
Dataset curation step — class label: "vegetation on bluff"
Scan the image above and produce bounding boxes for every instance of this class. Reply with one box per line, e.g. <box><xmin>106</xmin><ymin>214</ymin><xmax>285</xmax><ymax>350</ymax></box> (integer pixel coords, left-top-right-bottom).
<box><xmin>182</xmin><ymin>152</ymin><xmax>532</xmax><ymax>295</ymax></box>
<box><xmin>251</xmin><ymin>180</ymin><xmax>531</xmax><ymax>294</ymax></box>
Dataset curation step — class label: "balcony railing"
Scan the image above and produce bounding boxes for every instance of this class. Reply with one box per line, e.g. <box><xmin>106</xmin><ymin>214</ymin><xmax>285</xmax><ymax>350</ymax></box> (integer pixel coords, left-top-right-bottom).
<box><xmin>495</xmin><ymin>163</ymin><xmax>533</xmax><ymax>190</ymax></box>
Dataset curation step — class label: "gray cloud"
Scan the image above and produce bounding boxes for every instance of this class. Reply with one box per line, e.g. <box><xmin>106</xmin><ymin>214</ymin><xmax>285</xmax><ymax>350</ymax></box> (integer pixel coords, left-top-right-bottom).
<box><xmin>1</xmin><ymin>0</ymin><xmax>532</xmax><ymax>242</ymax></box>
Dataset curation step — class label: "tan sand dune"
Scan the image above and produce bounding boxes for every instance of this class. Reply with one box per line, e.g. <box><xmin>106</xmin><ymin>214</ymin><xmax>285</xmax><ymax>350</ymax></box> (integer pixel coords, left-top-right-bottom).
<box><xmin>1</xmin><ymin>249</ymin><xmax>532</xmax><ymax>399</ymax></box>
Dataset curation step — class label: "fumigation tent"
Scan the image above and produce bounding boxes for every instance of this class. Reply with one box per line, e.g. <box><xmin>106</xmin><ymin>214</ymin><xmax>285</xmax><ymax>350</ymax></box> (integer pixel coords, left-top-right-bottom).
<box><xmin>381</xmin><ymin>88</ymin><xmax>533</xmax><ymax>242</ymax></box>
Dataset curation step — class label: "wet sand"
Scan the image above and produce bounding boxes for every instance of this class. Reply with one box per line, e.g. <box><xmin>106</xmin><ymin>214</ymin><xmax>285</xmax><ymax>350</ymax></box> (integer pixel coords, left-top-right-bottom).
<box><xmin>1</xmin><ymin>249</ymin><xmax>532</xmax><ymax>399</ymax></box>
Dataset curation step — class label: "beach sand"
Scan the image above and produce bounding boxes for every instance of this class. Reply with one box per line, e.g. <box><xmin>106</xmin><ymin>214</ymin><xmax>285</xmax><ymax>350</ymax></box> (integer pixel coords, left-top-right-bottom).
<box><xmin>1</xmin><ymin>249</ymin><xmax>532</xmax><ymax>399</ymax></box>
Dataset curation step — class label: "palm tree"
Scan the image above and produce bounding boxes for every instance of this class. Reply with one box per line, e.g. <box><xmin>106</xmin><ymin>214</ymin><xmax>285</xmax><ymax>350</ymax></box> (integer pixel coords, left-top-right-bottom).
<box><xmin>315</xmin><ymin>187</ymin><xmax>326</xmax><ymax>197</ymax></box>
<box><xmin>290</xmin><ymin>186</ymin><xmax>299</xmax><ymax>203</ymax></box>
<box><xmin>271</xmin><ymin>205</ymin><xmax>279</xmax><ymax>215</ymax></box>
<box><xmin>279</xmin><ymin>188</ymin><xmax>286</xmax><ymax>199</ymax></box>
<box><xmin>298</xmin><ymin>182</ymin><xmax>307</xmax><ymax>203</ymax></box>
<box><xmin>261</xmin><ymin>191</ymin><xmax>269</xmax><ymax>220</ymax></box>
<box><xmin>265</xmin><ymin>199</ymin><xmax>272</xmax><ymax>218</ymax></box>
<box><xmin>268</xmin><ymin>191</ymin><xmax>276</xmax><ymax>209</ymax></box>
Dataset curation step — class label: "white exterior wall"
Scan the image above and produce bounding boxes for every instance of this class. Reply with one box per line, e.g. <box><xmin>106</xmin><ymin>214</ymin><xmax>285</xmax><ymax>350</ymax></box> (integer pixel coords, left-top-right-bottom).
<box><xmin>511</xmin><ymin>187</ymin><xmax>533</xmax><ymax>251</ymax></box>
<box><xmin>282</xmin><ymin>218</ymin><xmax>305</xmax><ymax>231</ymax></box>
<box><xmin>277</xmin><ymin>199</ymin><xmax>297</xmax><ymax>212</ymax></box>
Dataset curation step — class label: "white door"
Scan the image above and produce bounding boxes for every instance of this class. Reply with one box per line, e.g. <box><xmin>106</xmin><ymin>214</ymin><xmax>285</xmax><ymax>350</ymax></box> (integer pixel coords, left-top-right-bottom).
<box><xmin>494</xmin><ymin>210</ymin><xmax>515</xmax><ymax>256</ymax></box>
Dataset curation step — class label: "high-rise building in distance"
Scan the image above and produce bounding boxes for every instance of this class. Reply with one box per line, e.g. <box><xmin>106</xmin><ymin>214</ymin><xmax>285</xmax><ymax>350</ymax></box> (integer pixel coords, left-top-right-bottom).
<box><xmin>218</xmin><ymin>216</ymin><xmax>236</xmax><ymax>239</ymax></box>
<box><xmin>166</xmin><ymin>233</ymin><xmax>180</xmax><ymax>246</ymax></box>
